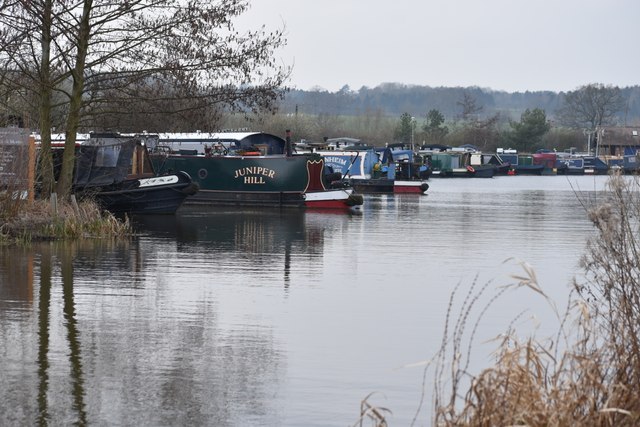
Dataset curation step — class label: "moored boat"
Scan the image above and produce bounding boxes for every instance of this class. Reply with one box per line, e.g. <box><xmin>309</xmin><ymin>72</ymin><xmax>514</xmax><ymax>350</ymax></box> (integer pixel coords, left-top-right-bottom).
<box><xmin>348</xmin><ymin>178</ymin><xmax>429</xmax><ymax>194</ymax></box>
<box><xmin>149</xmin><ymin>131</ymin><xmax>363</xmax><ymax>211</ymax></box>
<box><xmin>421</xmin><ymin>149</ymin><xmax>495</xmax><ymax>178</ymax></box>
<box><xmin>555</xmin><ymin>153</ymin><xmax>609</xmax><ymax>175</ymax></box>
<box><xmin>73</xmin><ymin>133</ymin><xmax>198</xmax><ymax>215</ymax></box>
<box><xmin>496</xmin><ymin>149</ymin><xmax>544</xmax><ymax>175</ymax></box>
<box><xmin>302</xmin><ymin>141</ymin><xmax>429</xmax><ymax>194</ymax></box>
<box><xmin>532</xmin><ymin>151</ymin><xmax>558</xmax><ymax>175</ymax></box>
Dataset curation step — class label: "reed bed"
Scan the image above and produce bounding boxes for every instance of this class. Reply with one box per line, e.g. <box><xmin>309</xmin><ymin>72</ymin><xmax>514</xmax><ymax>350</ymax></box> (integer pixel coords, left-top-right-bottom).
<box><xmin>0</xmin><ymin>196</ymin><xmax>130</xmax><ymax>243</ymax></box>
<box><xmin>423</xmin><ymin>173</ymin><xmax>640</xmax><ymax>427</ymax></box>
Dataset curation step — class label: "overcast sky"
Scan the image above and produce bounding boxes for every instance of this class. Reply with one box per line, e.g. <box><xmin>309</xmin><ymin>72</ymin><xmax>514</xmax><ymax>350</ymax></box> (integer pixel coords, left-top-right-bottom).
<box><xmin>237</xmin><ymin>0</ymin><xmax>640</xmax><ymax>93</ymax></box>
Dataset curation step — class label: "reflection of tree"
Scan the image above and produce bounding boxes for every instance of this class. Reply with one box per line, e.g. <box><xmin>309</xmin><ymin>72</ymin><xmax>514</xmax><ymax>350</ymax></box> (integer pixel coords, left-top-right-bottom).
<box><xmin>0</xmin><ymin>243</ymin><xmax>90</xmax><ymax>425</ymax></box>
<box><xmin>0</xmin><ymin>210</ymin><xmax>355</xmax><ymax>423</ymax></box>
<box><xmin>75</xmin><ymin>297</ymin><xmax>283</xmax><ymax>425</ymax></box>
<box><xmin>61</xmin><ymin>245</ymin><xmax>87</xmax><ymax>425</ymax></box>
<box><xmin>35</xmin><ymin>243</ymin><xmax>88</xmax><ymax>426</ymax></box>
<box><xmin>61</xmin><ymin>237</ymin><xmax>286</xmax><ymax>424</ymax></box>
<box><xmin>284</xmin><ymin>239</ymin><xmax>292</xmax><ymax>290</ymax></box>
<box><xmin>37</xmin><ymin>247</ymin><xmax>52</xmax><ymax>426</ymax></box>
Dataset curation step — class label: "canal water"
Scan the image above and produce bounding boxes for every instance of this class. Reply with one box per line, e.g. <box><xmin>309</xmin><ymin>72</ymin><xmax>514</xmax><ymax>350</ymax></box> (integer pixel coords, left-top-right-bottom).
<box><xmin>0</xmin><ymin>175</ymin><xmax>610</xmax><ymax>426</ymax></box>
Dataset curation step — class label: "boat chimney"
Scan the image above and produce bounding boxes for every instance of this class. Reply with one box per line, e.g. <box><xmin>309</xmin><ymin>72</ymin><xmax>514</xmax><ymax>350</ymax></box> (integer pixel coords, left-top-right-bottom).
<box><xmin>285</xmin><ymin>129</ymin><xmax>293</xmax><ymax>157</ymax></box>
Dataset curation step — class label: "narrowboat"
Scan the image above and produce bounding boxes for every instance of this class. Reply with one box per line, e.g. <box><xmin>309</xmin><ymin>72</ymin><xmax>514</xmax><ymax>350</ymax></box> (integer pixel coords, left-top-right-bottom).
<box><xmin>532</xmin><ymin>152</ymin><xmax>558</xmax><ymax>175</ymax></box>
<box><xmin>72</xmin><ymin>133</ymin><xmax>198</xmax><ymax>215</ymax></box>
<box><xmin>421</xmin><ymin>149</ymin><xmax>495</xmax><ymax>178</ymax></box>
<box><xmin>555</xmin><ymin>153</ymin><xmax>609</xmax><ymax>175</ymax></box>
<box><xmin>496</xmin><ymin>149</ymin><xmax>544</xmax><ymax>175</ymax></box>
<box><xmin>315</xmin><ymin>144</ymin><xmax>429</xmax><ymax>194</ymax></box>
<box><xmin>149</xmin><ymin>131</ymin><xmax>363</xmax><ymax>210</ymax></box>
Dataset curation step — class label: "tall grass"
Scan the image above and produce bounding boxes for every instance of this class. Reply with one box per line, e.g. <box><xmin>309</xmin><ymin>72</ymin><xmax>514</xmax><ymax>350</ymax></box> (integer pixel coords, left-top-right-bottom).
<box><xmin>417</xmin><ymin>173</ymin><xmax>640</xmax><ymax>426</ymax></box>
<box><xmin>1</xmin><ymin>198</ymin><xmax>130</xmax><ymax>244</ymax></box>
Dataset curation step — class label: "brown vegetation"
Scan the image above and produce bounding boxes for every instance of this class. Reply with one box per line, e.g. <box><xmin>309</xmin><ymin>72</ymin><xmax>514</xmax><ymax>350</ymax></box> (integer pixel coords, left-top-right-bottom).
<box><xmin>0</xmin><ymin>197</ymin><xmax>130</xmax><ymax>243</ymax></box>
<box><xmin>421</xmin><ymin>174</ymin><xmax>640</xmax><ymax>426</ymax></box>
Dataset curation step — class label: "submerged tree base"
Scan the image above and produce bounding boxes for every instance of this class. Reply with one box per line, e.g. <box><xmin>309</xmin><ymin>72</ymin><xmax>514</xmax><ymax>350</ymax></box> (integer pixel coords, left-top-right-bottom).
<box><xmin>0</xmin><ymin>198</ymin><xmax>131</xmax><ymax>243</ymax></box>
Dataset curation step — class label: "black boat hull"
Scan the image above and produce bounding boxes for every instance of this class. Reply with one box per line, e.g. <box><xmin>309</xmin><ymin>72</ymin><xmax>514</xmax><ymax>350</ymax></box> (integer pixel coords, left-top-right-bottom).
<box><xmin>92</xmin><ymin>172</ymin><xmax>198</xmax><ymax>215</ymax></box>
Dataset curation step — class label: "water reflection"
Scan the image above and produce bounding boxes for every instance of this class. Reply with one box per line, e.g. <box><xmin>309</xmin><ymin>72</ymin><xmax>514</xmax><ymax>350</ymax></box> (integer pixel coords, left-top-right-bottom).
<box><xmin>133</xmin><ymin>207</ymin><xmax>325</xmax><ymax>249</ymax></box>
<box><xmin>37</xmin><ymin>247</ymin><xmax>51</xmax><ymax>426</ymax></box>
<box><xmin>0</xmin><ymin>243</ymin><xmax>87</xmax><ymax>426</ymax></box>
<box><xmin>0</xmin><ymin>246</ymin><xmax>33</xmax><ymax>306</ymax></box>
<box><xmin>0</xmin><ymin>232</ymin><xmax>301</xmax><ymax>425</ymax></box>
<box><xmin>131</xmin><ymin>207</ymin><xmax>339</xmax><ymax>291</ymax></box>
<box><xmin>60</xmin><ymin>245</ymin><xmax>87</xmax><ymax>425</ymax></box>
<box><xmin>0</xmin><ymin>176</ymin><xmax>609</xmax><ymax>426</ymax></box>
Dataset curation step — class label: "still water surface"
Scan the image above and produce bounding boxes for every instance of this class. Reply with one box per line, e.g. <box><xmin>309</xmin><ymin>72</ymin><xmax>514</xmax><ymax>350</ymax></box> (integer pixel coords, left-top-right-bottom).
<box><xmin>0</xmin><ymin>175</ymin><xmax>610</xmax><ymax>426</ymax></box>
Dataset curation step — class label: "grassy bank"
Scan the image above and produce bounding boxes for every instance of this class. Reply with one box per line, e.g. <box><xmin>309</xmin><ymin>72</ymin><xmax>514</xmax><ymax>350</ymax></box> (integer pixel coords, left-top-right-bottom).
<box><xmin>0</xmin><ymin>197</ymin><xmax>131</xmax><ymax>244</ymax></box>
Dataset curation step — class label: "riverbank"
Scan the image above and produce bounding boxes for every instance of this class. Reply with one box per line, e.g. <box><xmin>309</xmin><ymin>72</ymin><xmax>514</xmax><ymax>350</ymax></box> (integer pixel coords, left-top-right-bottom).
<box><xmin>0</xmin><ymin>197</ymin><xmax>131</xmax><ymax>244</ymax></box>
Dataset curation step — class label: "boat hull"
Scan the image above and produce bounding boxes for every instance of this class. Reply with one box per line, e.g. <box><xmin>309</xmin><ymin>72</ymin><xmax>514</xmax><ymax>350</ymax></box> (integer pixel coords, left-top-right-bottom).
<box><xmin>512</xmin><ymin>165</ymin><xmax>545</xmax><ymax>175</ymax></box>
<box><xmin>305</xmin><ymin>188</ymin><xmax>363</xmax><ymax>209</ymax></box>
<box><xmin>151</xmin><ymin>153</ymin><xmax>362</xmax><ymax>210</ymax></box>
<box><xmin>91</xmin><ymin>171</ymin><xmax>198</xmax><ymax>215</ymax></box>
<box><xmin>349</xmin><ymin>178</ymin><xmax>429</xmax><ymax>194</ymax></box>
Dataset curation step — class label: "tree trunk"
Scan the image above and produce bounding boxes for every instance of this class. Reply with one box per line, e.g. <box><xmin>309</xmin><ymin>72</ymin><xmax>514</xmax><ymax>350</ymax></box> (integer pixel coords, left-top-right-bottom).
<box><xmin>56</xmin><ymin>0</ymin><xmax>92</xmax><ymax>199</ymax></box>
<box><xmin>38</xmin><ymin>0</ymin><xmax>55</xmax><ymax>198</ymax></box>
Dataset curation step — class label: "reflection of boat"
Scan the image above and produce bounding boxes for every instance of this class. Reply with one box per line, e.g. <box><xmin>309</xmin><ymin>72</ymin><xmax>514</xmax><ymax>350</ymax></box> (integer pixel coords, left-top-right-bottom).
<box><xmin>131</xmin><ymin>209</ymin><xmax>330</xmax><ymax>284</ymax></box>
<box><xmin>73</xmin><ymin>133</ymin><xmax>198</xmax><ymax>215</ymax></box>
<box><xmin>133</xmin><ymin>208</ymin><xmax>315</xmax><ymax>245</ymax></box>
<box><xmin>150</xmin><ymin>131</ymin><xmax>363</xmax><ymax>210</ymax></box>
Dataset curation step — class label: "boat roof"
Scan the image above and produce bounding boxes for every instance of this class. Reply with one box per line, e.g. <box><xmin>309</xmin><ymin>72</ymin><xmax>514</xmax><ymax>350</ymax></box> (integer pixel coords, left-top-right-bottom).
<box><xmin>33</xmin><ymin>133</ymin><xmax>91</xmax><ymax>142</ymax></box>
<box><xmin>34</xmin><ymin>131</ymin><xmax>285</xmax><ymax>144</ymax></box>
<box><xmin>157</xmin><ymin>131</ymin><xmax>277</xmax><ymax>142</ymax></box>
<box><xmin>325</xmin><ymin>137</ymin><xmax>361</xmax><ymax>144</ymax></box>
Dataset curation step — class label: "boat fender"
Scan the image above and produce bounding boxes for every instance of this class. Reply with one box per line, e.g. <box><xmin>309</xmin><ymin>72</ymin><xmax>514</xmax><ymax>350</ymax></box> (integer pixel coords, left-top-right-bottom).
<box><xmin>466</xmin><ymin>165</ymin><xmax>475</xmax><ymax>173</ymax></box>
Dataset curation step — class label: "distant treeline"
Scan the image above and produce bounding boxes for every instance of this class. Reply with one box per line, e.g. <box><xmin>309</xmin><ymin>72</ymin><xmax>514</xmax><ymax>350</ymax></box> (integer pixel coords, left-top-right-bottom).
<box><xmin>278</xmin><ymin>83</ymin><xmax>640</xmax><ymax>124</ymax></box>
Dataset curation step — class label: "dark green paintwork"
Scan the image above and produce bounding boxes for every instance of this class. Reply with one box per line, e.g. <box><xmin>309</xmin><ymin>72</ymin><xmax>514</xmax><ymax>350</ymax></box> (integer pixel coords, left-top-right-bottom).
<box><xmin>151</xmin><ymin>153</ymin><xmax>325</xmax><ymax>206</ymax></box>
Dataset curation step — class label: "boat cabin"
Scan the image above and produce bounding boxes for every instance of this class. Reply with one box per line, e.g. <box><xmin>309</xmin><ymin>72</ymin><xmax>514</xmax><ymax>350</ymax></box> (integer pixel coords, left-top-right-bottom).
<box><xmin>74</xmin><ymin>133</ymin><xmax>155</xmax><ymax>189</ymax></box>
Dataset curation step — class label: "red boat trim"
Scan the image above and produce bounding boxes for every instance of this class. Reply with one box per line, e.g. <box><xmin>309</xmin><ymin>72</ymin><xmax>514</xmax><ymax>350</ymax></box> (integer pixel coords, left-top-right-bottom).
<box><xmin>304</xmin><ymin>200</ymin><xmax>353</xmax><ymax>209</ymax></box>
<box><xmin>393</xmin><ymin>186</ymin><xmax>424</xmax><ymax>194</ymax></box>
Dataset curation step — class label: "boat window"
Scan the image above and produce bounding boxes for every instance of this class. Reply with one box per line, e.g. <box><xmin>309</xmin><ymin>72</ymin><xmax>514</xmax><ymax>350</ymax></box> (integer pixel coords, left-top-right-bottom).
<box><xmin>95</xmin><ymin>145</ymin><xmax>120</xmax><ymax>167</ymax></box>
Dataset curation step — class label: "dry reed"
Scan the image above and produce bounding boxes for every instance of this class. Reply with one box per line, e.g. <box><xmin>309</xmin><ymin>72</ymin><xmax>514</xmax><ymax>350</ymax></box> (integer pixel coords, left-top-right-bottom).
<box><xmin>0</xmin><ymin>197</ymin><xmax>131</xmax><ymax>243</ymax></box>
<box><xmin>424</xmin><ymin>173</ymin><xmax>640</xmax><ymax>426</ymax></box>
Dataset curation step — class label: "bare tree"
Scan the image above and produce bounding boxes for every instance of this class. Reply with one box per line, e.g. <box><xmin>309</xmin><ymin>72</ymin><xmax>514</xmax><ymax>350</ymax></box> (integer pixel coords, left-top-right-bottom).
<box><xmin>557</xmin><ymin>83</ymin><xmax>625</xmax><ymax>130</ymax></box>
<box><xmin>0</xmin><ymin>0</ymin><xmax>289</xmax><ymax>198</ymax></box>
<box><xmin>456</xmin><ymin>91</ymin><xmax>483</xmax><ymax>122</ymax></box>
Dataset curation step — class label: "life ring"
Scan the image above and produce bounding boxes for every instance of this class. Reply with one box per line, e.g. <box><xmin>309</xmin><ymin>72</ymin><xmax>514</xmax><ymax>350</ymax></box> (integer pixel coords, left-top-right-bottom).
<box><xmin>466</xmin><ymin>165</ymin><xmax>475</xmax><ymax>173</ymax></box>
